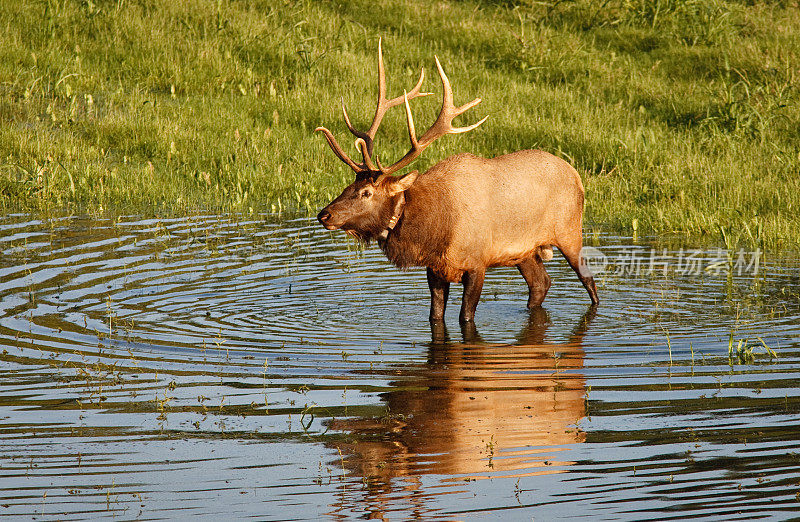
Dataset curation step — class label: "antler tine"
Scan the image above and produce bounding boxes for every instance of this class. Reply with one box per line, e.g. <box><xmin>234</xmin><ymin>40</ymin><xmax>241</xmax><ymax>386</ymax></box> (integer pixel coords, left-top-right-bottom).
<box><xmin>420</xmin><ymin>56</ymin><xmax>487</xmax><ymax>140</ymax></box>
<box><xmin>315</xmin><ymin>126</ymin><xmax>365</xmax><ymax>174</ymax></box>
<box><xmin>341</xmin><ymin>98</ymin><xmax>368</xmax><ymax>143</ymax></box>
<box><xmin>381</xmin><ymin>56</ymin><xmax>487</xmax><ymax>175</ymax></box>
<box><xmin>338</xmin><ymin>39</ymin><xmax>394</xmax><ymax>148</ymax></box>
<box><xmin>368</xmin><ymin>67</ymin><xmax>432</xmax><ymax>136</ymax></box>
<box><xmin>369</xmin><ymin>36</ymin><xmax>388</xmax><ymax>139</ymax></box>
<box><xmin>402</xmin><ymin>90</ymin><xmax>419</xmax><ymax>149</ymax></box>
<box><xmin>355</xmin><ymin>138</ymin><xmax>380</xmax><ymax>172</ymax></box>
<box><xmin>360</xmin><ymin>39</ymin><xmax>433</xmax><ymax>163</ymax></box>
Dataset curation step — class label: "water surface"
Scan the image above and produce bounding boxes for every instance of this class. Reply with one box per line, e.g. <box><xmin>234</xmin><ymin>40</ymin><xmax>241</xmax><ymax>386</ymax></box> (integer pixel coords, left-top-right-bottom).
<box><xmin>0</xmin><ymin>213</ymin><xmax>799</xmax><ymax>520</ymax></box>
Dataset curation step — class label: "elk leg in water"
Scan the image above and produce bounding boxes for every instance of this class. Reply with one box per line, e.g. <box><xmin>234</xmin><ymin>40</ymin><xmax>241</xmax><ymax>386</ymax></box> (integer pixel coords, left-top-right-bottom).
<box><xmin>459</xmin><ymin>268</ymin><xmax>486</xmax><ymax>324</ymax></box>
<box><xmin>517</xmin><ymin>256</ymin><xmax>551</xmax><ymax>308</ymax></box>
<box><xmin>559</xmin><ymin>242</ymin><xmax>600</xmax><ymax>305</ymax></box>
<box><xmin>427</xmin><ymin>268</ymin><xmax>450</xmax><ymax>322</ymax></box>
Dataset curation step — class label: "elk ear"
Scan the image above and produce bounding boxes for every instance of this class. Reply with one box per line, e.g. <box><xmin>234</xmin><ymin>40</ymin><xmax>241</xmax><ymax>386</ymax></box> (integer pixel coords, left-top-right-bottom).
<box><xmin>385</xmin><ymin>170</ymin><xmax>418</xmax><ymax>196</ymax></box>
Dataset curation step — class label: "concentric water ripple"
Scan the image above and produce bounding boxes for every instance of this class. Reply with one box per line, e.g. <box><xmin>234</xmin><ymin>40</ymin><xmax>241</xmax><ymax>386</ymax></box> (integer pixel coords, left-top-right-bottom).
<box><xmin>0</xmin><ymin>212</ymin><xmax>799</xmax><ymax>520</ymax></box>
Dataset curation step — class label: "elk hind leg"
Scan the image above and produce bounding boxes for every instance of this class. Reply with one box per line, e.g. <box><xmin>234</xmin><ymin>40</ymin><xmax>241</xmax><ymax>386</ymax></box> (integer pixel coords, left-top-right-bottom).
<box><xmin>559</xmin><ymin>242</ymin><xmax>600</xmax><ymax>305</ymax></box>
<box><xmin>517</xmin><ymin>256</ymin><xmax>551</xmax><ymax>309</ymax></box>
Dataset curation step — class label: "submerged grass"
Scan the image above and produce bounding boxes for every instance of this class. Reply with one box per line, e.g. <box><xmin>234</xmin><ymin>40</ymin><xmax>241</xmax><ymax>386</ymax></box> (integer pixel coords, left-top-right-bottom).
<box><xmin>0</xmin><ymin>0</ymin><xmax>798</xmax><ymax>247</ymax></box>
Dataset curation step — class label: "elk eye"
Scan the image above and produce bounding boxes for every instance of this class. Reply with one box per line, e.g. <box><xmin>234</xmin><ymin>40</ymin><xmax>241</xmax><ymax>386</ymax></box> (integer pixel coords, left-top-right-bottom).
<box><xmin>360</xmin><ymin>190</ymin><xmax>372</xmax><ymax>198</ymax></box>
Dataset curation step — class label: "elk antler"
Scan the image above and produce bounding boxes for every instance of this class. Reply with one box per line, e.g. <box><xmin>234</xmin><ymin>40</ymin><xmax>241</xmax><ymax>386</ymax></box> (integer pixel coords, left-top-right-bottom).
<box><xmin>381</xmin><ymin>57</ymin><xmax>488</xmax><ymax>175</ymax></box>
<box><xmin>315</xmin><ymin>39</ymin><xmax>433</xmax><ymax>176</ymax></box>
<box><xmin>315</xmin><ymin>41</ymin><xmax>487</xmax><ymax>177</ymax></box>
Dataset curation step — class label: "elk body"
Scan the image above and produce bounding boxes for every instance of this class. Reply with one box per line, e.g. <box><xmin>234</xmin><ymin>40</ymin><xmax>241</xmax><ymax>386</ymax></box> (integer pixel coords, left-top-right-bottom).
<box><xmin>316</xmin><ymin>41</ymin><xmax>599</xmax><ymax>323</ymax></box>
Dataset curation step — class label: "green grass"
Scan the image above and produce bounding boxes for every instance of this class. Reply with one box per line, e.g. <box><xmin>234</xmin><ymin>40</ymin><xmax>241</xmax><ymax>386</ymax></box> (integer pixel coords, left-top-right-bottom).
<box><xmin>1</xmin><ymin>0</ymin><xmax>798</xmax><ymax>247</ymax></box>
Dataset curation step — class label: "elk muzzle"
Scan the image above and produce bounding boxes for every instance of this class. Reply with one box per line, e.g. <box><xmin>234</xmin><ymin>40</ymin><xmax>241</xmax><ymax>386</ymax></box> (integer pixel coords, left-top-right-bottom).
<box><xmin>317</xmin><ymin>209</ymin><xmax>337</xmax><ymax>230</ymax></box>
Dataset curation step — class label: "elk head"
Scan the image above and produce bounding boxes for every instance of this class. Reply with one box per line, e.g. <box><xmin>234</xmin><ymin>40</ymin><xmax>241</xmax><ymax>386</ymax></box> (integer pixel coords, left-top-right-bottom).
<box><xmin>316</xmin><ymin>39</ymin><xmax>487</xmax><ymax>239</ymax></box>
<box><xmin>317</xmin><ymin>171</ymin><xmax>418</xmax><ymax>240</ymax></box>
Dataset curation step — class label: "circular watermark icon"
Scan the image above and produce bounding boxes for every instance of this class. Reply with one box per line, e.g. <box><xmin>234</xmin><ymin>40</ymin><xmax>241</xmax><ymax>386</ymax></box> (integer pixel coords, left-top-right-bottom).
<box><xmin>581</xmin><ymin>246</ymin><xmax>607</xmax><ymax>276</ymax></box>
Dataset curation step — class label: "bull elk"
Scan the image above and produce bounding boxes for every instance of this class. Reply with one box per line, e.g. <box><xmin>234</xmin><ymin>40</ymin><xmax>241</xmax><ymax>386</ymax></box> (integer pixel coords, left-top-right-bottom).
<box><xmin>316</xmin><ymin>40</ymin><xmax>599</xmax><ymax>323</ymax></box>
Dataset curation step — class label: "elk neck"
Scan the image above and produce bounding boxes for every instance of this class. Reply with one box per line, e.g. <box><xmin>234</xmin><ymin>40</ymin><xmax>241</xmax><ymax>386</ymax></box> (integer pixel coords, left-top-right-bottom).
<box><xmin>377</xmin><ymin>192</ymin><xmax>406</xmax><ymax>242</ymax></box>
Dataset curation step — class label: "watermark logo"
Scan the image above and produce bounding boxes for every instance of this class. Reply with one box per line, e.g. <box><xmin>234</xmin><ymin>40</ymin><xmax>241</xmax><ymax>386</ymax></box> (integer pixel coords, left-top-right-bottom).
<box><xmin>581</xmin><ymin>246</ymin><xmax>607</xmax><ymax>277</ymax></box>
<box><xmin>581</xmin><ymin>247</ymin><xmax>761</xmax><ymax>277</ymax></box>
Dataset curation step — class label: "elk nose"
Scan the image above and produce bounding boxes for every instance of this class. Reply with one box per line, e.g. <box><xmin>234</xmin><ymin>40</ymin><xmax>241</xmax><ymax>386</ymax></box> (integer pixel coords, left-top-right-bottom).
<box><xmin>317</xmin><ymin>210</ymin><xmax>331</xmax><ymax>224</ymax></box>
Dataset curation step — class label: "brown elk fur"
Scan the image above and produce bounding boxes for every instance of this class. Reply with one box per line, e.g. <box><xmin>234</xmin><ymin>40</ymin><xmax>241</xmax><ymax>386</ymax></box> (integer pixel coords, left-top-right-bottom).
<box><xmin>383</xmin><ymin>150</ymin><xmax>581</xmax><ymax>282</ymax></box>
<box><xmin>315</xmin><ymin>44</ymin><xmax>598</xmax><ymax>322</ymax></box>
<box><xmin>318</xmin><ymin>149</ymin><xmax>600</xmax><ymax>322</ymax></box>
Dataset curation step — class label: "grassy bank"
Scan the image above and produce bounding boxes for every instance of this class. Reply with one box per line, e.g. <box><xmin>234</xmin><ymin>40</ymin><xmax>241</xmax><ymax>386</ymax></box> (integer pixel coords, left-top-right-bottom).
<box><xmin>1</xmin><ymin>0</ymin><xmax>798</xmax><ymax>247</ymax></box>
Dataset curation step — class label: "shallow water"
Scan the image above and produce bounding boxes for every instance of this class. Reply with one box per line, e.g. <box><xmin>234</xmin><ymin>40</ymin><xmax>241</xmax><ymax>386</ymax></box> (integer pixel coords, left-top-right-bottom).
<box><xmin>0</xmin><ymin>213</ymin><xmax>799</xmax><ymax>520</ymax></box>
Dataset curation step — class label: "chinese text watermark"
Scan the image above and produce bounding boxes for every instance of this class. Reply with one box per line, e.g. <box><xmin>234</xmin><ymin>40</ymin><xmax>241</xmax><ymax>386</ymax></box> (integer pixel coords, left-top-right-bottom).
<box><xmin>582</xmin><ymin>247</ymin><xmax>761</xmax><ymax>277</ymax></box>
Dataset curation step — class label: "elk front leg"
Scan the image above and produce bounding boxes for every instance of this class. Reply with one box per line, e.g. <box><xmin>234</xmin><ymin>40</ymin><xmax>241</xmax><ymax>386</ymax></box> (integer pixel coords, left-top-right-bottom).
<box><xmin>427</xmin><ymin>268</ymin><xmax>450</xmax><ymax>322</ymax></box>
<box><xmin>517</xmin><ymin>256</ymin><xmax>551</xmax><ymax>308</ymax></box>
<box><xmin>459</xmin><ymin>268</ymin><xmax>485</xmax><ymax>324</ymax></box>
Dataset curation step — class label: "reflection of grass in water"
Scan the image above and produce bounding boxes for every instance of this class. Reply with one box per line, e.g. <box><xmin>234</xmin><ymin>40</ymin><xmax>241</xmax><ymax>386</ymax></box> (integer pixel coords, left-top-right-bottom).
<box><xmin>0</xmin><ymin>1</ymin><xmax>798</xmax><ymax>246</ymax></box>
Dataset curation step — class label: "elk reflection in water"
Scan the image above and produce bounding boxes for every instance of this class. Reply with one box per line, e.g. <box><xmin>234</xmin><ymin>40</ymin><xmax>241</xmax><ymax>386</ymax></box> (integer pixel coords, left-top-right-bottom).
<box><xmin>328</xmin><ymin>307</ymin><xmax>595</xmax><ymax>509</ymax></box>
